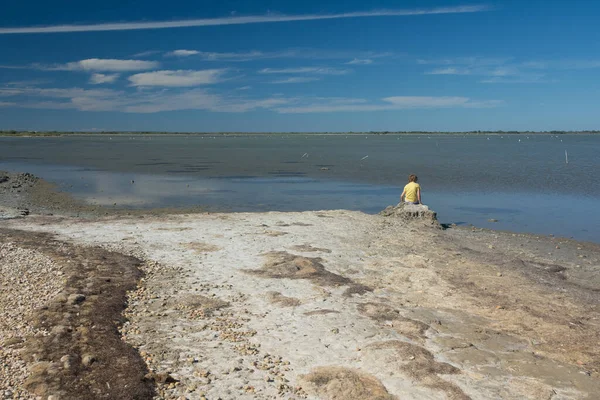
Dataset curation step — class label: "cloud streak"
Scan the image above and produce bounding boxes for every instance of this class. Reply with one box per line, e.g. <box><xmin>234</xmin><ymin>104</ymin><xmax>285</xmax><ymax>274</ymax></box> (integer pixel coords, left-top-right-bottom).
<box><xmin>165</xmin><ymin>49</ymin><xmax>200</xmax><ymax>57</ymax></box>
<box><xmin>162</xmin><ymin>49</ymin><xmax>395</xmax><ymax>62</ymax></box>
<box><xmin>275</xmin><ymin>96</ymin><xmax>503</xmax><ymax>113</ymax></box>
<box><xmin>89</xmin><ymin>73</ymin><xmax>120</xmax><ymax>84</ymax></box>
<box><xmin>346</xmin><ymin>58</ymin><xmax>373</xmax><ymax>65</ymax></box>
<box><xmin>0</xmin><ymin>5</ymin><xmax>491</xmax><ymax>34</ymax></box>
<box><xmin>259</xmin><ymin>67</ymin><xmax>350</xmax><ymax>75</ymax></box>
<box><xmin>269</xmin><ymin>77</ymin><xmax>321</xmax><ymax>84</ymax></box>
<box><xmin>1</xmin><ymin>86</ymin><xmax>502</xmax><ymax>114</ymax></box>
<box><xmin>64</xmin><ymin>59</ymin><xmax>159</xmax><ymax>72</ymax></box>
<box><xmin>128</xmin><ymin>70</ymin><xmax>226</xmax><ymax>87</ymax></box>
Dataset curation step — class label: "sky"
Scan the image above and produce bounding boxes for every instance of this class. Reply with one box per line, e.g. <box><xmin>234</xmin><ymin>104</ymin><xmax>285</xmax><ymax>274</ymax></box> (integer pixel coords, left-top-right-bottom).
<box><xmin>0</xmin><ymin>0</ymin><xmax>599</xmax><ymax>132</ymax></box>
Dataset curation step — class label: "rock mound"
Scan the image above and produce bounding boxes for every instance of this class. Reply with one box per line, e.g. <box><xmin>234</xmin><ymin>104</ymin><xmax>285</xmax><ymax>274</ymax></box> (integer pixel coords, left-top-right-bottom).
<box><xmin>380</xmin><ymin>203</ymin><xmax>439</xmax><ymax>226</ymax></box>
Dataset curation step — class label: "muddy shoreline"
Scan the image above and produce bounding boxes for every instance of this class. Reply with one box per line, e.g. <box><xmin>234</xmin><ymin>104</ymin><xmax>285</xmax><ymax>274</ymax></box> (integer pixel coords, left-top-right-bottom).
<box><xmin>1</xmin><ymin>171</ymin><xmax>599</xmax><ymax>399</ymax></box>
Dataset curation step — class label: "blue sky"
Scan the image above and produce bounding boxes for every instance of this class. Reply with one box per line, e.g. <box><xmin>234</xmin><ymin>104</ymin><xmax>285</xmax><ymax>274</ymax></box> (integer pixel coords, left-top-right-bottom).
<box><xmin>1</xmin><ymin>0</ymin><xmax>599</xmax><ymax>132</ymax></box>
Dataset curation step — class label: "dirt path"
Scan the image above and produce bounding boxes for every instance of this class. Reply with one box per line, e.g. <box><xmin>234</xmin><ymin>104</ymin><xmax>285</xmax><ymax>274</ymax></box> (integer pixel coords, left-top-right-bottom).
<box><xmin>2</xmin><ymin>210</ymin><xmax>598</xmax><ymax>399</ymax></box>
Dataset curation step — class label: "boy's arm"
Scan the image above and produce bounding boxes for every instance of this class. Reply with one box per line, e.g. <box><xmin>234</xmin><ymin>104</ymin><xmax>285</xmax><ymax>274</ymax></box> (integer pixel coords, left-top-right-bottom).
<box><xmin>400</xmin><ymin>189</ymin><xmax>406</xmax><ymax>202</ymax></box>
<box><xmin>417</xmin><ymin>188</ymin><xmax>422</xmax><ymax>204</ymax></box>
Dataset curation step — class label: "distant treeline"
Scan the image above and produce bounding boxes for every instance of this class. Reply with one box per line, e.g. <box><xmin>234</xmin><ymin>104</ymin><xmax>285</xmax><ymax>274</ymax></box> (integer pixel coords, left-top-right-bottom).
<box><xmin>1</xmin><ymin>130</ymin><xmax>600</xmax><ymax>137</ymax></box>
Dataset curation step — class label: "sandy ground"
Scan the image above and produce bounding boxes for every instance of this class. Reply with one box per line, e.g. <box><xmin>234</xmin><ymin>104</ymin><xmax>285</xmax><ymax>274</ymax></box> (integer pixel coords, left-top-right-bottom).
<box><xmin>1</xmin><ymin>207</ymin><xmax>599</xmax><ymax>400</ymax></box>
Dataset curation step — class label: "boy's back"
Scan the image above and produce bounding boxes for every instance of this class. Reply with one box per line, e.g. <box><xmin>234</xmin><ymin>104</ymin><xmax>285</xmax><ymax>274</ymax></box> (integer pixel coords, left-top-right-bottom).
<box><xmin>403</xmin><ymin>182</ymin><xmax>421</xmax><ymax>203</ymax></box>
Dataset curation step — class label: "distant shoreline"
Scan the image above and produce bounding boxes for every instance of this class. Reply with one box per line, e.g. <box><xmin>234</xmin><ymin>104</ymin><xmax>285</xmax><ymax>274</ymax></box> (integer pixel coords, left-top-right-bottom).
<box><xmin>1</xmin><ymin>130</ymin><xmax>600</xmax><ymax>137</ymax></box>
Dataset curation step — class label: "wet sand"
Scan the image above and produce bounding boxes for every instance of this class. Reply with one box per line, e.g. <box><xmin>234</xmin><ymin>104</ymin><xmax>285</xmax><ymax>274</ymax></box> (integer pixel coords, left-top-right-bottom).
<box><xmin>1</xmin><ymin>172</ymin><xmax>599</xmax><ymax>400</ymax></box>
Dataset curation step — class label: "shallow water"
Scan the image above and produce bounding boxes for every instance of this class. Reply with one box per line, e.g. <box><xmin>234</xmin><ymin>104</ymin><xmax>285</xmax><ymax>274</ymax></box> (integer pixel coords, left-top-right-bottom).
<box><xmin>1</xmin><ymin>134</ymin><xmax>599</xmax><ymax>241</ymax></box>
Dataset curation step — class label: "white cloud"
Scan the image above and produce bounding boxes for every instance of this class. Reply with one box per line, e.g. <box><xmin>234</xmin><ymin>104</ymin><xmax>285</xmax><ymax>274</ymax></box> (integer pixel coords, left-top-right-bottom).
<box><xmin>161</xmin><ymin>49</ymin><xmax>394</xmax><ymax>62</ymax></box>
<box><xmin>346</xmin><ymin>58</ymin><xmax>373</xmax><ymax>65</ymax></box>
<box><xmin>275</xmin><ymin>96</ymin><xmax>503</xmax><ymax>113</ymax></box>
<box><xmin>5</xmin><ymin>79</ymin><xmax>52</xmax><ymax>86</ymax></box>
<box><xmin>128</xmin><ymin>70</ymin><xmax>226</xmax><ymax>87</ymax></box>
<box><xmin>522</xmin><ymin>60</ymin><xmax>600</xmax><ymax>70</ymax></box>
<box><xmin>194</xmin><ymin>50</ymin><xmax>266</xmax><ymax>61</ymax></box>
<box><xmin>422</xmin><ymin>57</ymin><xmax>549</xmax><ymax>83</ymax></box>
<box><xmin>0</xmin><ymin>101</ymin><xmax>14</xmax><ymax>107</ymax></box>
<box><xmin>418</xmin><ymin>56</ymin><xmax>512</xmax><ymax>66</ymax></box>
<box><xmin>236</xmin><ymin>86</ymin><xmax>251</xmax><ymax>90</ymax></box>
<box><xmin>0</xmin><ymin>87</ymin><xmax>118</xmax><ymax>99</ymax></box>
<box><xmin>259</xmin><ymin>67</ymin><xmax>350</xmax><ymax>75</ymax></box>
<box><xmin>0</xmin><ymin>85</ymin><xmax>290</xmax><ymax>113</ymax></box>
<box><xmin>89</xmin><ymin>73</ymin><xmax>120</xmax><ymax>84</ymax></box>
<box><xmin>165</xmin><ymin>49</ymin><xmax>200</xmax><ymax>57</ymax></box>
<box><xmin>269</xmin><ymin>77</ymin><xmax>321</xmax><ymax>84</ymax></box>
<box><xmin>426</xmin><ymin>67</ymin><xmax>471</xmax><ymax>75</ymax></box>
<box><xmin>64</xmin><ymin>58</ymin><xmax>159</xmax><ymax>72</ymax></box>
<box><xmin>2</xmin><ymin>86</ymin><xmax>502</xmax><ymax>115</ymax></box>
<box><xmin>0</xmin><ymin>6</ymin><xmax>491</xmax><ymax>34</ymax></box>
<box><xmin>132</xmin><ymin>50</ymin><xmax>161</xmax><ymax>58</ymax></box>
<box><xmin>480</xmin><ymin>75</ymin><xmax>546</xmax><ymax>84</ymax></box>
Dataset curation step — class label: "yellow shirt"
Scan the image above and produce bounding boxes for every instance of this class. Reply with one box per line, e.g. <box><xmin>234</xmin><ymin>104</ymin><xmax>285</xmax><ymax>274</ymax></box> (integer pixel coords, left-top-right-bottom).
<box><xmin>403</xmin><ymin>182</ymin><xmax>421</xmax><ymax>202</ymax></box>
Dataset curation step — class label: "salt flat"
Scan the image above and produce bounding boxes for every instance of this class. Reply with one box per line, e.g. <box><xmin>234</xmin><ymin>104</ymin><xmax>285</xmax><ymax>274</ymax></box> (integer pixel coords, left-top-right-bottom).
<box><xmin>2</xmin><ymin>209</ymin><xmax>599</xmax><ymax>399</ymax></box>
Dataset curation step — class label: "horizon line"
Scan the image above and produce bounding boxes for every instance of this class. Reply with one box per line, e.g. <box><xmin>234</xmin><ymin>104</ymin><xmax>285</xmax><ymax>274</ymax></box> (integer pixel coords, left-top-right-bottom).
<box><xmin>0</xmin><ymin>5</ymin><xmax>491</xmax><ymax>35</ymax></box>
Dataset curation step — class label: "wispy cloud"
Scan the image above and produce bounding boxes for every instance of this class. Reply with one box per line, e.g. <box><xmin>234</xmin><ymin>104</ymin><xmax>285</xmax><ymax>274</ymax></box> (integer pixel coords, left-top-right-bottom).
<box><xmin>0</xmin><ymin>59</ymin><xmax>159</xmax><ymax>72</ymax></box>
<box><xmin>259</xmin><ymin>67</ymin><xmax>350</xmax><ymax>75</ymax></box>
<box><xmin>89</xmin><ymin>73</ymin><xmax>120</xmax><ymax>84</ymax></box>
<box><xmin>421</xmin><ymin>56</ymin><xmax>550</xmax><ymax>83</ymax></box>
<box><xmin>275</xmin><ymin>96</ymin><xmax>502</xmax><ymax>113</ymax></box>
<box><xmin>132</xmin><ymin>50</ymin><xmax>161</xmax><ymax>58</ymax></box>
<box><xmin>5</xmin><ymin>79</ymin><xmax>52</xmax><ymax>86</ymax></box>
<box><xmin>269</xmin><ymin>77</ymin><xmax>321</xmax><ymax>84</ymax></box>
<box><xmin>418</xmin><ymin>56</ymin><xmax>512</xmax><ymax>66</ymax></box>
<box><xmin>521</xmin><ymin>59</ymin><xmax>600</xmax><ymax>70</ymax></box>
<box><xmin>165</xmin><ymin>49</ymin><xmax>200</xmax><ymax>57</ymax></box>
<box><xmin>426</xmin><ymin>67</ymin><xmax>471</xmax><ymax>75</ymax></box>
<box><xmin>0</xmin><ymin>86</ymin><xmax>289</xmax><ymax>113</ymax></box>
<box><xmin>1</xmin><ymin>86</ymin><xmax>501</xmax><ymax>114</ymax></box>
<box><xmin>64</xmin><ymin>58</ymin><xmax>159</xmax><ymax>72</ymax></box>
<box><xmin>0</xmin><ymin>101</ymin><xmax>15</xmax><ymax>107</ymax></box>
<box><xmin>128</xmin><ymin>69</ymin><xmax>226</xmax><ymax>87</ymax></box>
<box><xmin>178</xmin><ymin>50</ymin><xmax>268</xmax><ymax>61</ymax></box>
<box><xmin>162</xmin><ymin>49</ymin><xmax>395</xmax><ymax>62</ymax></box>
<box><xmin>346</xmin><ymin>58</ymin><xmax>373</xmax><ymax>65</ymax></box>
<box><xmin>0</xmin><ymin>5</ymin><xmax>492</xmax><ymax>34</ymax></box>
<box><xmin>479</xmin><ymin>75</ymin><xmax>546</xmax><ymax>84</ymax></box>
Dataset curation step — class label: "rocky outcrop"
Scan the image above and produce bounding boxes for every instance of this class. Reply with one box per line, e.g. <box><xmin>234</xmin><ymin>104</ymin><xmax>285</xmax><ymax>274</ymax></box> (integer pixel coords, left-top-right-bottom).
<box><xmin>379</xmin><ymin>203</ymin><xmax>439</xmax><ymax>226</ymax></box>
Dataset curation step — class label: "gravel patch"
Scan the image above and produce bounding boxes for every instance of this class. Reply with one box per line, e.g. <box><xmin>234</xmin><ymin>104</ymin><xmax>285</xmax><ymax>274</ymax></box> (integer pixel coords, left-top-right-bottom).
<box><xmin>0</xmin><ymin>241</ymin><xmax>64</xmax><ymax>399</ymax></box>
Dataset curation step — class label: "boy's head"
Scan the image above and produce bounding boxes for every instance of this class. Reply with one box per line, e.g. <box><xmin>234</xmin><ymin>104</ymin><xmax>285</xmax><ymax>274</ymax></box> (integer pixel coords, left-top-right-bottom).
<box><xmin>409</xmin><ymin>174</ymin><xmax>418</xmax><ymax>183</ymax></box>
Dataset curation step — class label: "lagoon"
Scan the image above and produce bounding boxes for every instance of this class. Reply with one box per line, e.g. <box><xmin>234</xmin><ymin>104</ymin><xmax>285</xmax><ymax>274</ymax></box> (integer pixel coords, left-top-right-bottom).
<box><xmin>1</xmin><ymin>134</ymin><xmax>598</xmax><ymax>241</ymax></box>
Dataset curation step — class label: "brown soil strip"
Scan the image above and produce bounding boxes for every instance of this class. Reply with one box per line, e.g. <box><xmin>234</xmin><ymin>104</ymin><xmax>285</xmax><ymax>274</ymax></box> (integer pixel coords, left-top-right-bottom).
<box><xmin>0</xmin><ymin>228</ymin><xmax>155</xmax><ymax>400</ymax></box>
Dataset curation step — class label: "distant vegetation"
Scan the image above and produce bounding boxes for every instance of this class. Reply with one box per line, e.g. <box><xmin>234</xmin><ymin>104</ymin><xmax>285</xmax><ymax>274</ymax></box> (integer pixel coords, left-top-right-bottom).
<box><xmin>1</xmin><ymin>129</ymin><xmax>599</xmax><ymax>137</ymax></box>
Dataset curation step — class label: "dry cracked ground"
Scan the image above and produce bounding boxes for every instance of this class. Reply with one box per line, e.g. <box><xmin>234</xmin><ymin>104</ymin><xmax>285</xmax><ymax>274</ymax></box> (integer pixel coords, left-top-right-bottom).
<box><xmin>1</xmin><ymin>210</ymin><xmax>599</xmax><ymax>400</ymax></box>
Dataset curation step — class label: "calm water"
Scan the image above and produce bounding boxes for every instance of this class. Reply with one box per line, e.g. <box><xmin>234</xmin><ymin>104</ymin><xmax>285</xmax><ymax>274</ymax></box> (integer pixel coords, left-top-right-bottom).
<box><xmin>1</xmin><ymin>134</ymin><xmax>599</xmax><ymax>242</ymax></box>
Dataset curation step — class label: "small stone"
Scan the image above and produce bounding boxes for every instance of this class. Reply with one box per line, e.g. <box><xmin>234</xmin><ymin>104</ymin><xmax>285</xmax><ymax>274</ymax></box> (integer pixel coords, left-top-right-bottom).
<box><xmin>82</xmin><ymin>354</ymin><xmax>96</xmax><ymax>367</ymax></box>
<box><xmin>488</xmin><ymin>245</ymin><xmax>495</xmax><ymax>249</ymax></box>
<box><xmin>67</xmin><ymin>294</ymin><xmax>86</xmax><ymax>305</ymax></box>
<box><xmin>145</xmin><ymin>372</ymin><xmax>178</xmax><ymax>384</ymax></box>
<box><xmin>496</xmin><ymin>272</ymin><xmax>503</xmax><ymax>277</ymax></box>
<box><xmin>3</xmin><ymin>337</ymin><xmax>24</xmax><ymax>346</ymax></box>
